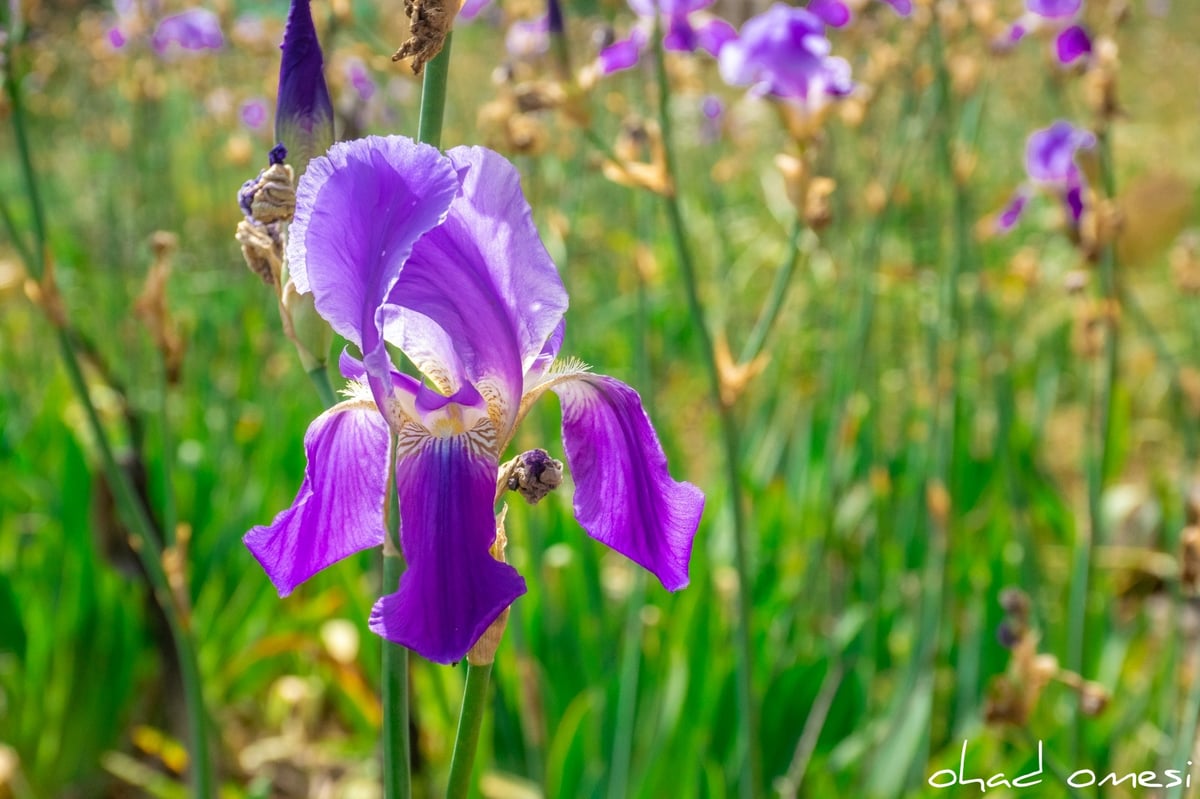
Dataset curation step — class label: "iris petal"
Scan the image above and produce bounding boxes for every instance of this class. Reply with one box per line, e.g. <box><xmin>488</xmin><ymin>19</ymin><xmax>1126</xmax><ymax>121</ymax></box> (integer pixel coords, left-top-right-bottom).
<box><xmin>245</xmin><ymin>400</ymin><xmax>390</xmax><ymax>595</ymax></box>
<box><xmin>288</xmin><ymin>136</ymin><xmax>460</xmax><ymax>391</ymax></box>
<box><xmin>550</xmin><ymin>374</ymin><xmax>703</xmax><ymax>591</ymax></box>
<box><xmin>1055</xmin><ymin>25</ymin><xmax>1092</xmax><ymax>64</ymax></box>
<box><xmin>383</xmin><ymin>146</ymin><xmax>568</xmax><ymax>439</ymax></box>
<box><xmin>370</xmin><ymin>434</ymin><xmax>526</xmax><ymax>664</ymax></box>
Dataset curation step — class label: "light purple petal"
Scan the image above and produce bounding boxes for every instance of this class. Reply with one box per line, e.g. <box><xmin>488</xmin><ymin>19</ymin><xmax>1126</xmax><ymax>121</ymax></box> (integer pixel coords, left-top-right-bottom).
<box><xmin>1025</xmin><ymin>120</ymin><xmax>1094</xmax><ymax>184</ymax></box>
<box><xmin>383</xmin><ymin>146</ymin><xmax>568</xmax><ymax>439</ymax></box>
<box><xmin>287</xmin><ymin>136</ymin><xmax>460</xmax><ymax>392</ymax></box>
<box><xmin>550</xmin><ymin>374</ymin><xmax>703</xmax><ymax>591</ymax></box>
<box><xmin>1027</xmin><ymin>0</ymin><xmax>1082</xmax><ymax>19</ymax></box>
<box><xmin>240</xmin><ymin>98</ymin><xmax>269</xmax><ymax>130</ymax></box>
<box><xmin>1055</xmin><ymin>25</ymin><xmax>1092</xmax><ymax>64</ymax></box>
<box><xmin>151</xmin><ymin>9</ymin><xmax>224</xmax><ymax>56</ymax></box>
<box><xmin>695</xmin><ymin>17</ymin><xmax>737</xmax><ymax>57</ymax></box>
<box><xmin>880</xmin><ymin>0</ymin><xmax>912</xmax><ymax>16</ymax></box>
<box><xmin>506</xmin><ymin>15</ymin><xmax>551</xmax><ymax>60</ymax></box>
<box><xmin>459</xmin><ymin>0</ymin><xmax>492</xmax><ymax>21</ymax></box>
<box><xmin>369</xmin><ymin>435</ymin><xmax>526</xmax><ymax>664</ymax></box>
<box><xmin>599</xmin><ymin>34</ymin><xmax>645</xmax><ymax>74</ymax></box>
<box><xmin>244</xmin><ymin>400</ymin><xmax>390</xmax><ymax>595</ymax></box>
<box><xmin>808</xmin><ymin>0</ymin><xmax>851</xmax><ymax>27</ymax></box>
<box><xmin>719</xmin><ymin>4</ymin><xmax>852</xmax><ymax>102</ymax></box>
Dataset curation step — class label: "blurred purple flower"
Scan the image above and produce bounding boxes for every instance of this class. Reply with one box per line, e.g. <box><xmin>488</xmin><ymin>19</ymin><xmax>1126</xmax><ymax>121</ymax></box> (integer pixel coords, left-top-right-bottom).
<box><xmin>245</xmin><ymin>136</ymin><xmax>703</xmax><ymax>665</ymax></box>
<box><xmin>344</xmin><ymin>57</ymin><xmax>377</xmax><ymax>102</ymax></box>
<box><xmin>240</xmin><ymin>98</ymin><xmax>270</xmax><ymax>130</ymax></box>
<box><xmin>275</xmin><ymin>0</ymin><xmax>335</xmax><ymax>171</ymax></box>
<box><xmin>151</xmin><ymin>8</ymin><xmax>224</xmax><ymax>56</ymax></box>
<box><xmin>506</xmin><ymin>15</ymin><xmax>551</xmax><ymax>61</ymax></box>
<box><xmin>597</xmin><ymin>0</ymin><xmax>736</xmax><ymax>76</ymax></box>
<box><xmin>996</xmin><ymin>120</ymin><xmax>1095</xmax><ymax>232</ymax></box>
<box><xmin>719</xmin><ymin>4</ymin><xmax>853</xmax><ymax>105</ymax></box>
<box><xmin>700</xmin><ymin>94</ymin><xmax>724</xmax><ymax>143</ymax></box>
<box><xmin>807</xmin><ymin>0</ymin><xmax>910</xmax><ymax>27</ymax></box>
<box><xmin>1000</xmin><ymin>0</ymin><xmax>1091</xmax><ymax>65</ymax></box>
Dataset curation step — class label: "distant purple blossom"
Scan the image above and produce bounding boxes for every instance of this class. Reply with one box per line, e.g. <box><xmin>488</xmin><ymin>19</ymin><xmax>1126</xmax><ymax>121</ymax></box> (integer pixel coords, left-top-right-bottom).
<box><xmin>597</xmin><ymin>0</ymin><xmax>736</xmax><ymax>76</ymax></box>
<box><xmin>244</xmin><ymin>136</ymin><xmax>703</xmax><ymax>665</ymax></box>
<box><xmin>151</xmin><ymin>9</ymin><xmax>224</xmax><ymax>56</ymax></box>
<box><xmin>700</xmin><ymin>94</ymin><xmax>724</xmax><ymax>143</ymax></box>
<box><xmin>999</xmin><ymin>0</ymin><xmax>1091</xmax><ymax>65</ymax></box>
<box><xmin>807</xmin><ymin>0</ymin><xmax>911</xmax><ymax>27</ymax></box>
<box><xmin>719</xmin><ymin>4</ymin><xmax>853</xmax><ymax>106</ymax></box>
<box><xmin>344</xmin><ymin>57</ymin><xmax>377</xmax><ymax>102</ymax></box>
<box><xmin>506</xmin><ymin>15</ymin><xmax>551</xmax><ymax>61</ymax></box>
<box><xmin>996</xmin><ymin>120</ymin><xmax>1095</xmax><ymax>233</ymax></box>
<box><xmin>240</xmin><ymin>98</ymin><xmax>270</xmax><ymax>130</ymax></box>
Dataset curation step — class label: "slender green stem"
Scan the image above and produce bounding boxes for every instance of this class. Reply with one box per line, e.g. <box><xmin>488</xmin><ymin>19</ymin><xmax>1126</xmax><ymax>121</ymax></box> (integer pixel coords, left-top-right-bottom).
<box><xmin>446</xmin><ymin>661</ymin><xmax>494</xmax><ymax>798</ymax></box>
<box><xmin>740</xmin><ymin>220</ymin><xmax>804</xmax><ymax>365</ymax></box>
<box><xmin>0</xmin><ymin>192</ymin><xmax>35</xmax><ymax>268</ymax></box>
<box><xmin>4</xmin><ymin>66</ymin><xmax>48</xmax><ymax>255</ymax></box>
<box><xmin>650</xmin><ymin>33</ymin><xmax>758</xmax><ymax>799</ymax></box>
<box><xmin>382</xmin><ymin>551</ymin><xmax>411</xmax><ymax>799</ymax></box>
<box><xmin>416</xmin><ymin>33</ymin><xmax>453</xmax><ymax>149</ymax></box>
<box><xmin>306</xmin><ymin>364</ymin><xmax>338</xmax><ymax>410</ymax></box>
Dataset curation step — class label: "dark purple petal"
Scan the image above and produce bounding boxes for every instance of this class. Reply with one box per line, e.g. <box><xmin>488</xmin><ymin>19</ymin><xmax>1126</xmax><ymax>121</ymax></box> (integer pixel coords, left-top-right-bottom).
<box><xmin>369</xmin><ymin>435</ymin><xmax>526</xmax><ymax>664</ymax></box>
<box><xmin>1025</xmin><ymin>120</ymin><xmax>1094</xmax><ymax>184</ymax></box>
<box><xmin>383</xmin><ymin>146</ymin><xmax>568</xmax><ymax>440</ymax></box>
<box><xmin>548</xmin><ymin>0</ymin><xmax>565</xmax><ymax>34</ymax></box>
<box><xmin>287</xmin><ymin>136</ymin><xmax>459</xmax><ymax>393</ymax></box>
<box><xmin>663</xmin><ymin>14</ymin><xmax>699</xmax><ymax>51</ymax></box>
<box><xmin>1064</xmin><ymin>182</ymin><xmax>1085</xmax><ymax>223</ymax></box>
<box><xmin>1055</xmin><ymin>25</ymin><xmax>1092</xmax><ymax>64</ymax></box>
<box><xmin>808</xmin><ymin>0</ymin><xmax>851</xmax><ymax>27</ymax></box>
<box><xmin>276</xmin><ymin>0</ymin><xmax>335</xmax><ymax>170</ymax></box>
<box><xmin>1027</xmin><ymin>0</ymin><xmax>1081</xmax><ymax>19</ymax></box>
<box><xmin>550</xmin><ymin>374</ymin><xmax>703</xmax><ymax>591</ymax></box>
<box><xmin>598</xmin><ymin>33</ymin><xmax>646</xmax><ymax>74</ymax></box>
<box><xmin>995</xmin><ymin>190</ymin><xmax>1029</xmax><ymax>233</ymax></box>
<box><xmin>151</xmin><ymin>9</ymin><xmax>224</xmax><ymax>56</ymax></box>
<box><xmin>244</xmin><ymin>400</ymin><xmax>390</xmax><ymax>595</ymax></box>
<box><xmin>694</xmin><ymin>17</ymin><xmax>737</xmax><ymax>57</ymax></box>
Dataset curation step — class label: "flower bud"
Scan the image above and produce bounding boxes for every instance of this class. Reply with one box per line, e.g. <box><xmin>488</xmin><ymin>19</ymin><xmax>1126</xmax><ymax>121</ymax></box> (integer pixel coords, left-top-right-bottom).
<box><xmin>281</xmin><ymin>278</ymin><xmax>333</xmax><ymax>370</ymax></box>
<box><xmin>275</xmin><ymin>0</ymin><xmax>335</xmax><ymax>174</ymax></box>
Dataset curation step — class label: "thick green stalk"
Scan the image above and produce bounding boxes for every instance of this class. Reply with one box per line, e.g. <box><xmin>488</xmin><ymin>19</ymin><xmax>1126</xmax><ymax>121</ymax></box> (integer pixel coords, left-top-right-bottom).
<box><xmin>416</xmin><ymin>34</ymin><xmax>453</xmax><ymax>149</ymax></box>
<box><xmin>446</xmin><ymin>661</ymin><xmax>494</xmax><ymax>798</ymax></box>
<box><xmin>650</xmin><ymin>33</ymin><xmax>758</xmax><ymax>799</ymax></box>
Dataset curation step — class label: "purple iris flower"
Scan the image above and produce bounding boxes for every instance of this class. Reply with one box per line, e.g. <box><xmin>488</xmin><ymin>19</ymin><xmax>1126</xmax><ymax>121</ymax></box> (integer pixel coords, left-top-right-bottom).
<box><xmin>597</xmin><ymin>0</ymin><xmax>736</xmax><ymax>76</ymax></box>
<box><xmin>275</xmin><ymin>0</ymin><xmax>335</xmax><ymax>171</ymax></box>
<box><xmin>806</xmin><ymin>0</ymin><xmax>911</xmax><ymax>27</ymax></box>
<box><xmin>244</xmin><ymin>136</ymin><xmax>704</xmax><ymax>665</ymax></box>
<box><xmin>1000</xmin><ymin>0</ymin><xmax>1091</xmax><ymax>65</ymax></box>
<box><xmin>151</xmin><ymin>9</ymin><xmax>224</xmax><ymax>56</ymax></box>
<box><xmin>995</xmin><ymin>120</ymin><xmax>1095</xmax><ymax>232</ymax></box>
<box><xmin>719</xmin><ymin>4</ymin><xmax>853</xmax><ymax>105</ymax></box>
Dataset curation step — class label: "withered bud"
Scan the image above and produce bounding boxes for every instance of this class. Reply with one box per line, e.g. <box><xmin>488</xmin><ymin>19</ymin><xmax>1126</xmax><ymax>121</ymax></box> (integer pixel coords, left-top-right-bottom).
<box><xmin>134</xmin><ymin>230</ymin><xmax>186</xmax><ymax>384</ymax></box>
<box><xmin>236</xmin><ymin>218</ymin><xmax>284</xmax><ymax>289</ymax></box>
<box><xmin>1078</xmin><ymin>681</ymin><xmax>1109</xmax><ymax>716</ymax></box>
<box><xmin>392</xmin><ymin>0</ymin><xmax>457</xmax><ymax>75</ymax></box>
<box><xmin>1181</xmin><ymin>525</ymin><xmax>1200</xmax><ymax>593</ymax></box>
<box><xmin>501</xmin><ymin>449</ymin><xmax>564</xmax><ymax>504</ymax></box>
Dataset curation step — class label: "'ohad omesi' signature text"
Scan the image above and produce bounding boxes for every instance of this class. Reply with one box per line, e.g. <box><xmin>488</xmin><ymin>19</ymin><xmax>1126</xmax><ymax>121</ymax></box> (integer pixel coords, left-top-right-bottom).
<box><xmin>928</xmin><ymin>740</ymin><xmax>1194</xmax><ymax>792</ymax></box>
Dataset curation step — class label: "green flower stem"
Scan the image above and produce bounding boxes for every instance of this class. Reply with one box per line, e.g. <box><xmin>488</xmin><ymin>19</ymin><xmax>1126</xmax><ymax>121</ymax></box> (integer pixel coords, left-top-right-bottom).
<box><xmin>739</xmin><ymin>219</ymin><xmax>804</xmax><ymax>365</ymax></box>
<box><xmin>306</xmin><ymin>364</ymin><xmax>338</xmax><ymax>410</ymax></box>
<box><xmin>651</xmin><ymin>33</ymin><xmax>759</xmax><ymax>799</ymax></box>
<box><xmin>417</xmin><ymin>33</ymin><xmax>453</xmax><ymax>150</ymax></box>
<box><xmin>6</xmin><ymin>35</ymin><xmax>214</xmax><ymax>796</ymax></box>
<box><xmin>446</xmin><ymin>660</ymin><xmax>494</xmax><ymax>798</ymax></box>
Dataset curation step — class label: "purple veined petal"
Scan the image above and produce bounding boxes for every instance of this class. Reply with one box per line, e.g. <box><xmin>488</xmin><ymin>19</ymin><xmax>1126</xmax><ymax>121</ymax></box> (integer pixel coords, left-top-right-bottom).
<box><xmin>549</xmin><ymin>374</ymin><xmax>703</xmax><ymax>592</ymax></box>
<box><xmin>1055</xmin><ymin>25</ymin><xmax>1092</xmax><ymax>64</ymax></box>
<box><xmin>808</xmin><ymin>0</ymin><xmax>851</xmax><ymax>28</ymax></box>
<box><xmin>276</xmin><ymin>0</ymin><xmax>335</xmax><ymax>170</ymax></box>
<box><xmin>287</xmin><ymin>136</ymin><xmax>460</xmax><ymax>397</ymax></box>
<box><xmin>244</xmin><ymin>399</ymin><xmax>390</xmax><ymax>595</ymax></box>
<box><xmin>369</xmin><ymin>433</ymin><xmax>526</xmax><ymax>664</ymax></box>
<box><xmin>459</xmin><ymin>0</ymin><xmax>492</xmax><ymax>21</ymax></box>
<box><xmin>151</xmin><ymin>8</ymin><xmax>224</xmax><ymax>56</ymax></box>
<box><xmin>694</xmin><ymin>17</ymin><xmax>737</xmax><ymax>57</ymax></box>
<box><xmin>598</xmin><ymin>33</ymin><xmax>646</xmax><ymax>74</ymax></box>
<box><xmin>879</xmin><ymin>0</ymin><xmax>912</xmax><ymax>16</ymax></box>
<box><xmin>1026</xmin><ymin>0</ymin><xmax>1082</xmax><ymax>19</ymax></box>
<box><xmin>995</xmin><ymin>189</ymin><xmax>1030</xmax><ymax>233</ymax></box>
<box><xmin>1025</xmin><ymin>120</ymin><xmax>1095</xmax><ymax>184</ymax></box>
<box><xmin>383</xmin><ymin>146</ymin><xmax>568</xmax><ymax>441</ymax></box>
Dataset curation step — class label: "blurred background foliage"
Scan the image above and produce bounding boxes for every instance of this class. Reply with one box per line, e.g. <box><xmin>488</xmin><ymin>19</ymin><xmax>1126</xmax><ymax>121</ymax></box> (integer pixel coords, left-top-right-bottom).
<box><xmin>3</xmin><ymin>0</ymin><xmax>1200</xmax><ymax>796</ymax></box>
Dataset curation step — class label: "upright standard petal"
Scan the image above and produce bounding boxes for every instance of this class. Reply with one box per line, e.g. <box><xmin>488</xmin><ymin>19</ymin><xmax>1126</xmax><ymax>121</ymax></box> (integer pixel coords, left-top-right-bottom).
<box><xmin>275</xmin><ymin>0</ymin><xmax>335</xmax><ymax>171</ymax></box>
<box><xmin>370</xmin><ymin>432</ymin><xmax>526</xmax><ymax>664</ymax></box>
<box><xmin>288</xmin><ymin>136</ymin><xmax>460</xmax><ymax>388</ymax></box>
<box><xmin>550</xmin><ymin>374</ymin><xmax>703</xmax><ymax>592</ymax></box>
<box><xmin>245</xmin><ymin>400</ymin><xmax>390</xmax><ymax>595</ymax></box>
<box><xmin>384</xmin><ymin>146</ymin><xmax>568</xmax><ymax>439</ymax></box>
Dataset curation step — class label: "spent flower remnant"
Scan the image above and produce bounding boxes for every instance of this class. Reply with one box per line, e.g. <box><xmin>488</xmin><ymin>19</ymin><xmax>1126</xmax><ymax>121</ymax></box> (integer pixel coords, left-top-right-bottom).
<box><xmin>719</xmin><ymin>4</ymin><xmax>852</xmax><ymax>107</ymax></box>
<box><xmin>245</xmin><ymin>136</ymin><xmax>704</xmax><ymax>665</ymax></box>
<box><xmin>995</xmin><ymin>120</ymin><xmax>1096</xmax><ymax>233</ymax></box>
<box><xmin>597</xmin><ymin>0</ymin><xmax>736</xmax><ymax>75</ymax></box>
<box><xmin>999</xmin><ymin>0</ymin><xmax>1092</xmax><ymax>65</ymax></box>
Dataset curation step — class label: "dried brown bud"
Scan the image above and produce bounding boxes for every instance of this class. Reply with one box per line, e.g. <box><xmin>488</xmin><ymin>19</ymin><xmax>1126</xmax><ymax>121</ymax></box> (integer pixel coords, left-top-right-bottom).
<box><xmin>392</xmin><ymin>0</ymin><xmax>458</xmax><ymax>75</ymax></box>
<box><xmin>134</xmin><ymin>230</ymin><xmax>186</xmax><ymax>384</ymax></box>
<box><xmin>500</xmin><ymin>449</ymin><xmax>564</xmax><ymax>504</ymax></box>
